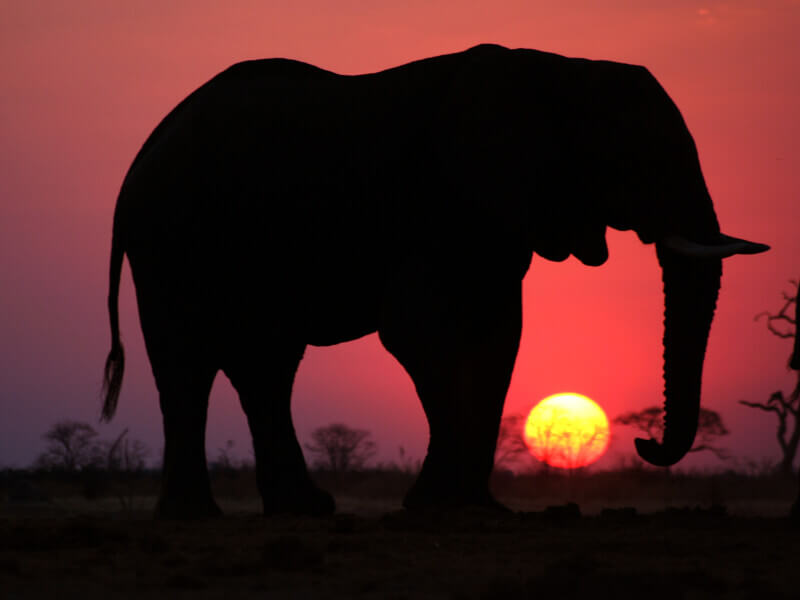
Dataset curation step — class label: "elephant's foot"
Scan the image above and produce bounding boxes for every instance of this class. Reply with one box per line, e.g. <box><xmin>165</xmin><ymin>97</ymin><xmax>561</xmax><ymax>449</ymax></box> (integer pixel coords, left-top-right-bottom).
<box><xmin>261</xmin><ymin>483</ymin><xmax>335</xmax><ymax>517</ymax></box>
<box><xmin>155</xmin><ymin>494</ymin><xmax>223</xmax><ymax>520</ymax></box>
<box><xmin>790</xmin><ymin>499</ymin><xmax>800</xmax><ymax>521</ymax></box>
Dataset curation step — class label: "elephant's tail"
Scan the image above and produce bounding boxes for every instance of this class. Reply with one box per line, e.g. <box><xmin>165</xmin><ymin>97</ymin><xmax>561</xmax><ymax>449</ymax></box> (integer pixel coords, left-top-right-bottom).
<box><xmin>101</xmin><ymin>232</ymin><xmax>125</xmax><ymax>422</ymax></box>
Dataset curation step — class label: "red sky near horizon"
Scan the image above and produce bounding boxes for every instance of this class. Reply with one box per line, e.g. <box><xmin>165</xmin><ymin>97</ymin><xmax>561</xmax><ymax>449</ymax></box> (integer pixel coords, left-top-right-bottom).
<box><xmin>1</xmin><ymin>1</ymin><xmax>798</xmax><ymax>471</ymax></box>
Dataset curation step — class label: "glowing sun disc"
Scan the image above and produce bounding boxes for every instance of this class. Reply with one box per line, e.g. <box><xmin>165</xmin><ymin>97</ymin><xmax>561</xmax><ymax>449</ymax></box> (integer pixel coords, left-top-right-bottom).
<box><xmin>524</xmin><ymin>393</ymin><xmax>610</xmax><ymax>469</ymax></box>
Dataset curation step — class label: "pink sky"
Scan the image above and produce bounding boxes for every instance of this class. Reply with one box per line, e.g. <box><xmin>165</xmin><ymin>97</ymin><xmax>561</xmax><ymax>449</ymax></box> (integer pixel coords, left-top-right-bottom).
<box><xmin>1</xmin><ymin>1</ymin><xmax>798</xmax><ymax>470</ymax></box>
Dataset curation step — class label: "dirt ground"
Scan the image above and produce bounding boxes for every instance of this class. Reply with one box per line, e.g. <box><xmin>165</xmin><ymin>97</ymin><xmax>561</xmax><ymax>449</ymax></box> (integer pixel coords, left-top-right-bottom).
<box><xmin>2</xmin><ymin>496</ymin><xmax>799</xmax><ymax>599</ymax></box>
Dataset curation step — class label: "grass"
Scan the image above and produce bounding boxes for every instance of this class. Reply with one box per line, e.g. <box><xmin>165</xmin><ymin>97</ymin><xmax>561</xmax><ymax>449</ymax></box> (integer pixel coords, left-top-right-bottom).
<box><xmin>2</xmin><ymin>467</ymin><xmax>799</xmax><ymax>598</ymax></box>
<box><xmin>2</xmin><ymin>464</ymin><xmax>796</xmax><ymax>517</ymax></box>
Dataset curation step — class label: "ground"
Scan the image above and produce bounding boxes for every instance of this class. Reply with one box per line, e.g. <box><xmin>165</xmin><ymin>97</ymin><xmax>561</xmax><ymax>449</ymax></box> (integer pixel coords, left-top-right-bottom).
<box><xmin>2</xmin><ymin>492</ymin><xmax>800</xmax><ymax>599</ymax></box>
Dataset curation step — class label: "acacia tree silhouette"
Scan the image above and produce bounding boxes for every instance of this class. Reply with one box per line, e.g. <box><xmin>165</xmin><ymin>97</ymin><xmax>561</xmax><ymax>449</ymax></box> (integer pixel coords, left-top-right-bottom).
<box><xmin>519</xmin><ymin>412</ymin><xmax>608</xmax><ymax>471</ymax></box>
<box><xmin>739</xmin><ymin>280</ymin><xmax>799</xmax><ymax>476</ymax></box>
<box><xmin>304</xmin><ymin>424</ymin><xmax>377</xmax><ymax>474</ymax></box>
<box><xmin>35</xmin><ymin>421</ymin><xmax>101</xmax><ymax>471</ymax></box>
<box><xmin>495</xmin><ymin>412</ymin><xmax>612</xmax><ymax>473</ymax></box>
<box><xmin>614</xmin><ymin>407</ymin><xmax>730</xmax><ymax>460</ymax></box>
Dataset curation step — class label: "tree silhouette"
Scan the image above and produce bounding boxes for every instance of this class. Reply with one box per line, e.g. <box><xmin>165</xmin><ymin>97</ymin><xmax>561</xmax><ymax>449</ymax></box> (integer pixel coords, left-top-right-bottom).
<box><xmin>739</xmin><ymin>280</ymin><xmax>799</xmax><ymax>476</ymax></box>
<box><xmin>35</xmin><ymin>421</ymin><xmax>149</xmax><ymax>474</ymax></box>
<box><xmin>531</xmin><ymin>415</ymin><xmax>607</xmax><ymax>470</ymax></box>
<box><xmin>614</xmin><ymin>406</ymin><xmax>730</xmax><ymax>459</ymax></box>
<box><xmin>103</xmin><ymin>428</ymin><xmax>149</xmax><ymax>472</ymax></box>
<box><xmin>99</xmin><ymin>428</ymin><xmax>150</xmax><ymax>511</ymax></box>
<box><xmin>526</xmin><ymin>412</ymin><xmax>568</xmax><ymax>469</ymax></box>
<box><xmin>516</xmin><ymin>410</ymin><xmax>609</xmax><ymax>470</ymax></box>
<box><xmin>753</xmin><ymin>279</ymin><xmax>798</xmax><ymax>355</ymax></box>
<box><xmin>209</xmin><ymin>439</ymin><xmax>237</xmax><ymax>473</ymax></box>
<box><xmin>565</xmin><ymin>424</ymin><xmax>607</xmax><ymax>469</ymax></box>
<box><xmin>304</xmin><ymin>424</ymin><xmax>377</xmax><ymax>473</ymax></box>
<box><xmin>35</xmin><ymin>420</ymin><xmax>102</xmax><ymax>471</ymax></box>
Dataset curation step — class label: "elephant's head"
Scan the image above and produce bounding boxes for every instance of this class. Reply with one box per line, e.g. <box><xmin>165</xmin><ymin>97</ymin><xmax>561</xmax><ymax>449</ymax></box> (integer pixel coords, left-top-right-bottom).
<box><xmin>571</xmin><ymin>58</ymin><xmax>769</xmax><ymax>466</ymax></box>
<box><xmin>447</xmin><ymin>47</ymin><xmax>769</xmax><ymax>466</ymax></box>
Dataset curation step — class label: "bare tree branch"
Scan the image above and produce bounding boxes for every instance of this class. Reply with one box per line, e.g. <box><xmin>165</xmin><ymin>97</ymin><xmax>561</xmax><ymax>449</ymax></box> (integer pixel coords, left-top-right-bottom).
<box><xmin>740</xmin><ymin>281</ymin><xmax>799</xmax><ymax>475</ymax></box>
<box><xmin>755</xmin><ymin>279</ymin><xmax>798</xmax><ymax>340</ymax></box>
<box><xmin>739</xmin><ymin>399</ymin><xmax>783</xmax><ymax>416</ymax></box>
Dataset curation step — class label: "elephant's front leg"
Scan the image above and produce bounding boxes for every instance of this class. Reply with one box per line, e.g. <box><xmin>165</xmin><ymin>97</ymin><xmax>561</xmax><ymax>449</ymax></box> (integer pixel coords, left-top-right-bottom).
<box><xmin>379</xmin><ymin>264</ymin><xmax>523</xmax><ymax>510</ymax></box>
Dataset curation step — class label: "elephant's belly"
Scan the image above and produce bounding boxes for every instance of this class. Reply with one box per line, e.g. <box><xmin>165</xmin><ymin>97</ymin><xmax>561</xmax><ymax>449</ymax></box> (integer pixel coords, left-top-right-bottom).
<box><xmin>305</xmin><ymin>320</ymin><xmax>377</xmax><ymax>347</ymax></box>
<box><xmin>301</xmin><ymin>279</ymin><xmax>382</xmax><ymax>346</ymax></box>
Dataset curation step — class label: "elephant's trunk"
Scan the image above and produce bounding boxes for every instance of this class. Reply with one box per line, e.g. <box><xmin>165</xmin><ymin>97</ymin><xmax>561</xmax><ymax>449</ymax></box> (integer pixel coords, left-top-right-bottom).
<box><xmin>635</xmin><ymin>245</ymin><xmax>722</xmax><ymax>466</ymax></box>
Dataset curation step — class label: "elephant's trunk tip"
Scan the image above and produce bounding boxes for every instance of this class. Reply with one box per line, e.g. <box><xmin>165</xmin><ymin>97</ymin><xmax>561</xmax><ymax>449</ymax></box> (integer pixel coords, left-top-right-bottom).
<box><xmin>634</xmin><ymin>437</ymin><xmax>684</xmax><ymax>467</ymax></box>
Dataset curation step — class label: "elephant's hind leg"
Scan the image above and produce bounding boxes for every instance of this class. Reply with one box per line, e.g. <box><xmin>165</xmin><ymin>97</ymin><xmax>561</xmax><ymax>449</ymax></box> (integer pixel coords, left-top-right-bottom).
<box><xmin>379</xmin><ymin>265</ymin><xmax>523</xmax><ymax>511</ymax></box>
<box><xmin>155</xmin><ymin>362</ymin><xmax>221</xmax><ymax>519</ymax></box>
<box><xmin>224</xmin><ymin>345</ymin><xmax>335</xmax><ymax>516</ymax></box>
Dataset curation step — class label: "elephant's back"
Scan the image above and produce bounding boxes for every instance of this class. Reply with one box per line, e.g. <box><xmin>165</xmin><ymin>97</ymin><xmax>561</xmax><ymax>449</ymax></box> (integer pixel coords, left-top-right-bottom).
<box><xmin>115</xmin><ymin>58</ymin><xmax>353</xmax><ymax>241</ymax></box>
<box><xmin>113</xmin><ymin>44</ymin><xmax>540</xmax><ymax>297</ymax></box>
<box><xmin>114</xmin><ymin>49</ymin><xmax>450</xmax><ymax>268</ymax></box>
<box><xmin>120</xmin><ymin>58</ymin><xmax>336</xmax><ymax>187</ymax></box>
<box><xmin>114</xmin><ymin>57</ymin><xmax>406</xmax><ymax>340</ymax></box>
<box><xmin>118</xmin><ymin>44</ymin><xmax>528</xmax><ymax>200</ymax></box>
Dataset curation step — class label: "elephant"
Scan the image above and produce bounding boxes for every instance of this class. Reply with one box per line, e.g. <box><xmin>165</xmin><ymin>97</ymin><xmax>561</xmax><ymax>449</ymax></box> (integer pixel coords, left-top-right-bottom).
<box><xmin>102</xmin><ymin>44</ymin><xmax>768</xmax><ymax>518</ymax></box>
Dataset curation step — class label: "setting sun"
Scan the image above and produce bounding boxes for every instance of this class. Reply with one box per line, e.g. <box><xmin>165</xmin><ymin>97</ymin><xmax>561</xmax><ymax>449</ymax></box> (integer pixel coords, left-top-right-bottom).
<box><xmin>524</xmin><ymin>393</ymin><xmax>610</xmax><ymax>469</ymax></box>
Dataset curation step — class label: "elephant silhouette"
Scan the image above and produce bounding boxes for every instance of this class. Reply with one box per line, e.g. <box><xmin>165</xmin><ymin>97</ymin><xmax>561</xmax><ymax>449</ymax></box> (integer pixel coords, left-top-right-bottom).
<box><xmin>102</xmin><ymin>44</ymin><xmax>768</xmax><ymax>518</ymax></box>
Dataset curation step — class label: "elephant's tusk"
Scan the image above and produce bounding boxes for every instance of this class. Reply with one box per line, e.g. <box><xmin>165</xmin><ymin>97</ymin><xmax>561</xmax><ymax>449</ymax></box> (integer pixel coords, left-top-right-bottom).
<box><xmin>661</xmin><ymin>233</ymin><xmax>770</xmax><ymax>258</ymax></box>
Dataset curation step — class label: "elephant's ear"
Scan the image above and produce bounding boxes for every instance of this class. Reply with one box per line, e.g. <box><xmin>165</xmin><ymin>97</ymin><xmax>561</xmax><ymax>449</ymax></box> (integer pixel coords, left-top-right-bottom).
<box><xmin>572</xmin><ymin>221</ymin><xmax>609</xmax><ymax>266</ymax></box>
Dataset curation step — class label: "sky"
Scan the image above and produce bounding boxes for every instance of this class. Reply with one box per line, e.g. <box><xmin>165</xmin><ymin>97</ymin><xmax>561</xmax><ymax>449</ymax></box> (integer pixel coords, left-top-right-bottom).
<box><xmin>1</xmin><ymin>1</ymin><xmax>798</xmax><ymax>471</ymax></box>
